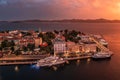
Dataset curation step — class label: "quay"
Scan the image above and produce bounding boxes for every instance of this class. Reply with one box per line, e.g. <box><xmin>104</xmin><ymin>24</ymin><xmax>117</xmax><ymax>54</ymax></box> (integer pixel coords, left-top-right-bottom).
<box><xmin>0</xmin><ymin>54</ymin><xmax>49</xmax><ymax>66</ymax></box>
<box><xmin>64</xmin><ymin>56</ymin><xmax>91</xmax><ymax>61</ymax></box>
<box><xmin>0</xmin><ymin>61</ymin><xmax>36</xmax><ymax>66</ymax></box>
<box><xmin>0</xmin><ymin>55</ymin><xmax>91</xmax><ymax>66</ymax></box>
<box><xmin>0</xmin><ymin>55</ymin><xmax>49</xmax><ymax>61</ymax></box>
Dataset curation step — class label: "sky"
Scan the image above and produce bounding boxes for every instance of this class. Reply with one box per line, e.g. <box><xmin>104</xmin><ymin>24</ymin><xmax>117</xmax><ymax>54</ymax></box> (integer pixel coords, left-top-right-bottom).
<box><xmin>0</xmin><ymin>0</ymin><xmax>120</xmax><ymax>20</ymax></box>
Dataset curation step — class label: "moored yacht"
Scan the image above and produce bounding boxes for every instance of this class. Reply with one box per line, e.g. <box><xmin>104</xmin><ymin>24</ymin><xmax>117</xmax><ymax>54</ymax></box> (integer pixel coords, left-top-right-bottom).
<box><xmin>92</xmin><ymin>51</ymin><xmax>113</xmax><ymax>59</ymax></box>
<box><xmin>36</xmin><ymin>56</ymin><xmax>65</xmax><ymax>67</ymax></box>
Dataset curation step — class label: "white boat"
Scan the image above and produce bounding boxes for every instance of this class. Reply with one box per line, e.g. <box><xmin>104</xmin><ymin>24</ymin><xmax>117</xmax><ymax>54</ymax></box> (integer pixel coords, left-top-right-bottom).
<box><xmin>92</xmin><ymin>51</ymin><xmax>113</xmax><ymax>59</ymax></box>
<box><xmin>36</xmin><ymin>56</ymin><xmax>65</xmax><ymax>67</ymax></box>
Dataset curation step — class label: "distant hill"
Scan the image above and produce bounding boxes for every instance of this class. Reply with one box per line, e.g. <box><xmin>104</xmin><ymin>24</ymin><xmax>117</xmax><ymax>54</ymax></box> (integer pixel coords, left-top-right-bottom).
<box><xmin>10</xmin><ymin>18</ymin><xmax>120</xmax><ymax>23</ymax></box>
<box><xmin>0</xmin><ymin>18</ymin><xmax>120</xmax><ymax>31</ymax></box>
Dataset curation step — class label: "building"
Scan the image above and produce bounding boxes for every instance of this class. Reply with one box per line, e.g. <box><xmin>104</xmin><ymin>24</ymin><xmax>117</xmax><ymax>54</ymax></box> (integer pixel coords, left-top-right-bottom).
<box><xmin>0</xmin><ymin>37</ymin><xmax>3</xmax><ymax>45</ymax></box>
<box><xmin>80</xmin><ymin>35</ymin><xmax>90</xmax><ymax>42</ymax></box>
<box><xmin>34</xmin><ymin>38</ymin><xmax>42</xmax><ymax>47</ymax></box>
<box><xmin>67</xmin><ymin>41</ymin><xmax>84</xmax><ymax>53</ymax></box>
<box><xmin>53</xmin><ymin>38</ymin><xmax>66</xmax><ymax>54</ymax></box>
<box><xmin>83</xmin><ymin>42</ymin><xmax>97</xmax><ymax>53</ymax></box>
<box><xmin>19</xmin><ymin>38</ymin><xmax>35</xmax><ymax>47</ymax></box>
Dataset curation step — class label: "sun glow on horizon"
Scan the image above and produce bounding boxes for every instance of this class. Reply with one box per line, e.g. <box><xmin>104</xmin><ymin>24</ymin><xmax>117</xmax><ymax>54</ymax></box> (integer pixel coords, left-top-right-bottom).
<box><xmin>1</xmin><ymin>0</ymin><xmax>120</xmax><ymax>20</ymax></box>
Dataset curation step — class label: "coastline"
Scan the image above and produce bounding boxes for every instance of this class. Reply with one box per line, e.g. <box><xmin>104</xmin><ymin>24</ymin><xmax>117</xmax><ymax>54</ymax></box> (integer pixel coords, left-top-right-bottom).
<box><xmin>0</xmin><ymin>54</ymin><xmax>49</xmax><ymax>66</ymax></box>
<box><xmin>0</xmin><ymin>54</ymin><xmax>91</xmax><ymax>66</ymax></box>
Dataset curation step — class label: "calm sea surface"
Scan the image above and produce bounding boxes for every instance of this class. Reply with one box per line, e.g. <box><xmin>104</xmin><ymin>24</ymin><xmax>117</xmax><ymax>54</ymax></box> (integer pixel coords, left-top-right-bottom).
<box><xmin>0</xmin><ymin>22</ymin><xmax>120</xmax><ymax>80</ymax></box>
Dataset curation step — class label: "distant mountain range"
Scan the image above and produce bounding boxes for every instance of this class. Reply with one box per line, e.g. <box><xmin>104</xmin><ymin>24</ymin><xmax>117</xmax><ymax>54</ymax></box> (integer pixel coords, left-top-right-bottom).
<box><xmin>9</xmin><ymin>18</ymin><xmax>120</xmax><ymax>23</ymax></box>
<box><xmin>1</xmin><ymin>18</ymin><xmax>120</xmax><ymax>23</ymax></box>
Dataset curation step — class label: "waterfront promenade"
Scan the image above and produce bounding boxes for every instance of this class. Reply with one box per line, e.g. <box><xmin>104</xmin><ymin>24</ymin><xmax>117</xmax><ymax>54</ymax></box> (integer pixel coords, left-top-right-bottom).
<box><xmin>0</xmin><ymin>54</ymin><xmax>49</xmax><ymax>61</ymax></box>
<box><xmin>0</xmin><ymin>54</ymin><xmax>49</xmax><ymax>66</ymax></box>
<box><xmin>64</xmin><ymin>56</ymin><xmax>91</xmax><ymax>61</ymax></box>
<box><xmin>0</xmin><ymin>54</ymin><xmax>91</xmax><ymax>66</ymax></box>
<box><xmin>0</xmin><ymin>61</ymin><xmax>37</xmax><ymax>66</ymax></box>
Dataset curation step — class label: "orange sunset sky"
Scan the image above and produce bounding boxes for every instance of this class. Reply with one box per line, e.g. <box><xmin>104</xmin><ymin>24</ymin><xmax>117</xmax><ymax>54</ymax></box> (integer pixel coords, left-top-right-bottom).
<box><xmin>0</xmin><ymin>0</ymin><xmax>120</xmax><ymax>20</ymax></box>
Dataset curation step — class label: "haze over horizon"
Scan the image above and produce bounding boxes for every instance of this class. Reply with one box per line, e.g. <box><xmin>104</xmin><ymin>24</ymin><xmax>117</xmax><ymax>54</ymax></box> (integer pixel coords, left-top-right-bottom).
<box><xmin>0</xmin><ymin>0</ymin><xmax>120</xmax><ymax>20</ymax></box>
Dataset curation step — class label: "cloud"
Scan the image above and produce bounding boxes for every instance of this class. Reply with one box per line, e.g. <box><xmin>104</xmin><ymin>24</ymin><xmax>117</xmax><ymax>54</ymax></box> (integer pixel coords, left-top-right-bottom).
<box><xmin>0</xmin><ymin>0</ymin><xmax>8</xmax><ymax>5</ymax></box>
<box><xmin>0</xmin><ymin>0</ymin><xmax>120</xmax><ymax>20</ymax></box>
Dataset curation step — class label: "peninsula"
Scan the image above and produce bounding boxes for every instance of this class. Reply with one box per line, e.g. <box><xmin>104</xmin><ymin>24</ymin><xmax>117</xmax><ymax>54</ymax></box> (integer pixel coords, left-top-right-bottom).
<box><xmin>0</xmin><ymin>29</ymin><xmax>112</xmax><ymax>66</ymax></box>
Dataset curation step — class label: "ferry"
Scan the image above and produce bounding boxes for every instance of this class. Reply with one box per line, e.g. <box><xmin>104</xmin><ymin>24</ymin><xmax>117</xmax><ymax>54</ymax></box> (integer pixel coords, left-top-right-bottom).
<box><xmin>36</xmin><ymin>56</ymin><xmax>65</xmax><ymax>67</ymax></box>
<box><xmin>92</xmin><ymin>51</ymin><xmax>113</xmax><ymax>59</ymax></box>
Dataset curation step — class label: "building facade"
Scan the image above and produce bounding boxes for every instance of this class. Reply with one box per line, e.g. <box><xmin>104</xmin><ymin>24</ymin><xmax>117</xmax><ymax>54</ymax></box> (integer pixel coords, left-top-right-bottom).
<box><xmin>53</xmin><ymin>38</ymin><xmax>66</xmax><ymax>54</ymax></box>
<box><xmin>34</xmin><ymin>38</ymin><xmax>42</xmax><ymax>47</ymax></box>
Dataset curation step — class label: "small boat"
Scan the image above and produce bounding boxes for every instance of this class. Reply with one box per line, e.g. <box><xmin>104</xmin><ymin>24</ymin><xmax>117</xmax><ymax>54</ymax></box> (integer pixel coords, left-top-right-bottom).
<box><xmin>36</xmin><ymin>56</ymin><xmax>65</xmax><ymax>67</ymax></box>
<box><xmin>92</xmin><ymin>51</ymin><xmax>113</xmax><ymax>59</ymax></box>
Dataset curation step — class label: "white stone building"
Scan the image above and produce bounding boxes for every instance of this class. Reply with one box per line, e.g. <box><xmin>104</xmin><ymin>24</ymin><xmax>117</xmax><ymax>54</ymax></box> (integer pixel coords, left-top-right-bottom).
<box><xmin>53</xmin><ymin>38</ymin><xmax>66</xmax><ymax>54</ymax></box>
<box><xmin>34</xmin><ymin>38</ymin><xmax>42</xmax><ymax>47</ymax></box>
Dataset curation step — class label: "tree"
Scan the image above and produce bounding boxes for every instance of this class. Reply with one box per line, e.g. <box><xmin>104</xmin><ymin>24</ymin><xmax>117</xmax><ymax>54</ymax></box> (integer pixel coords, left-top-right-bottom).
<box><xmin>14</xmin><ymin>49</ymin><xmax>21</xmax><ymax>56</ymax></box>
<box><xmin>45</xmin><ymin>46</ymin><xmax>51</xmax><ymax>53</ymax></box>
<box><xmin>6</xmin><ymin>30</ymin><xmax>9</xmax><ymax>33</ymax></box>
<box><xmin>0</xmin><ymin>47</ymin><xmax>2</xmax><ymax>51</ymax></box>
<box><xmin>38</xmin><ymin>33</ymin><xmax>43</xmax><ymax>37</ymax></box>
<box><xmin>35</xmin><ymin>30</ymin><xmax>39</xmax><ymax>33</ymax></box>
<box><xmin>40</xmin><ymin>46</ymin><xmax>51</xmax><ymax>54</ymax></box>
<box><xmin>1</xmin><ymin>40</ymin><xmax>15</xmax><ymax>48</ymax></box>
<box><xmin>10</xmin><ymin>40</ymin><xmax>15</xmax><ymax>47</ymax></box>
<box><xmin>22</xmin><ymin>46</ymin><xmax>28</xmax><ymax>52</ymax></box>
<box><xmin>60</xmin><ymin>30</ymin><xmax>63</xmax><ymax>33</ymax></box>
<box><xmin>64</xmin><ymin>29</ymin><xmax>68</xmax><ymax>34</ymax></box>
<box><xmin>54</xmin><ymin>30</ymin><xmax>59</xmax><ymax>34</ymax></box>
<box><xmin>69</xmin><ymin>30</ymin><xmax>78</xmax><ymax>37</ymax></box>
<box><xmin>46</xmin><ymin>40</ymin><xmax>52</xmax><ymax>45</ymax></box>
<box><xmin>26</xmin><ymin>32</ymin><xmax>32</xmax><ymax>36</ymax></box>
<box><xmin>46</xmin><ymin>32</ymin><xmax>55</xmax><ymax>39</ymax></box>
<box><xmin>10</xmin><ymin>46</ymin><xmax>15</xmax><ymax>52</ymax></box>
<box><xmin>1</xmin><ymin>40</ymin><xmax>8</xmax><ymax>48</ymax></box>
<box><xmin>27</xmin><ymin>43</ymin><xmax>35</xmax><ymax>51</ymax></box>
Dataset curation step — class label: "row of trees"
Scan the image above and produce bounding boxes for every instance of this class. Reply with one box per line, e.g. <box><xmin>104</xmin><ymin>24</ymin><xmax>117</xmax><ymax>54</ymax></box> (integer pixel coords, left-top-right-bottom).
<box><xmin>54</xmin><ymin>29</ymin><xmax>82</xmax><ymax>43</ymax></box>
<box><xmin>38</xmin><ymin>32</ymin><xmax>55</xmax><ymax>54</ymax></box>
<box><xmin>22</xmin><ymin>43</ymin><xmax>35</xmax><ymax>52</ymax></box>
<box><xmin>1</xmin><ymin>40</ymin><xmax>15</xmax><ymax>48</ymax></box>
<box><xmin>0</xmin><ymin>40</ymin><xmax>17</xmax><ymax>55</ymax></box>
<box><xmin>0</xmin><ymin>40</ymin><xmax>15</xmax><ymax>51</ymax></box>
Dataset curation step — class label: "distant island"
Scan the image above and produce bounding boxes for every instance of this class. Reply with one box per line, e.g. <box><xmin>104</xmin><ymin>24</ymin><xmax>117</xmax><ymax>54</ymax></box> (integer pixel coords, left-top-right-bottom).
<box><xmin>9</xmin><ymin>18</ymin><xmax>120</xmax><ymax>23</ymax></box>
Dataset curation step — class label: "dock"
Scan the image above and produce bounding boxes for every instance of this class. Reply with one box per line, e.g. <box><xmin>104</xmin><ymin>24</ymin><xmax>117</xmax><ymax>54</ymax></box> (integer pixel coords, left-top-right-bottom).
<box><xmin>0</xmin><ymin>55</ymin><xmax>49</xmax><ymax>61</ymax></box>
<box><xmin>0</xmin><ymin>61</ymin><xmax>37</xmax><ymax>66</ymax></box>
<box><xmin>0</xmin><ymin>54</ymin><xmax>92</xmax><ymax>66</ymax></box>
<box><xmin>64</xmin><ymin>56</ymin><xmax>91</xmax><ymax>61</ymax></box>
<box><xmin>0</xmin><ymin>54</ymin><xmax>49</xmax><ymax>66</ymax></box>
